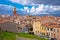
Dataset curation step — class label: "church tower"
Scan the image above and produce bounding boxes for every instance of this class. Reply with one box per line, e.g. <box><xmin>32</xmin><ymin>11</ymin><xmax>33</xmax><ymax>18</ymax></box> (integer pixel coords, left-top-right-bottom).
<box><xmin>13</xmin><ymin>7</ymin><xmax>17</xmax><ymax>15</ymax></box>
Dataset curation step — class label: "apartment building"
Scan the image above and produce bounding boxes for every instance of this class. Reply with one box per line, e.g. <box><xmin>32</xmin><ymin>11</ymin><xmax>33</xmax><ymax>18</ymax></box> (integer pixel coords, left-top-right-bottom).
<box><xmin>33</xmin><ymin>20</ymin><xmax>41</xmax><ymax>36</ymax></box>
<box><xmin>40</xmin><ymin>26</ymin><xmax>47</xmax><ymax>37</ymax></box>
<box><xmin>43</xmin><ymin>23</ymin><xmax>60</xmax><ymax>40</ymax></box>
<box><xmin>46</xmin><ymin>25</ymin><xmax>60</xmax><ymax>40</ymax></box>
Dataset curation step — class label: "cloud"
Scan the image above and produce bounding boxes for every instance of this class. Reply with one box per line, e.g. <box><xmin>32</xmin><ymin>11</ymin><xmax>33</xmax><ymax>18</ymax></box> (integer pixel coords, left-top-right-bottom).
<box><xmin>0</xmin><ymin>3</ymin><xmax>60</xmax><ymax>15</ymax></box>
<box><xmin>9</xmin><ymin>0</ymin><xmax>31</xmax><ymax>5</ymax></box>
<box><xmin>19</xmin><ymin>4</ymin><xmax>60</xmax><ymax>15</ymax></box>
<box><xmin>31</xmin><ymin>0</ymin><xmax>60</xmax><ymax>5</ymax></box>
<box><xmin>9</xmin><ymin>0</ymin><xmax>60</xmax><ymax>15</ymax></box>
<box><xmin>52</xmin><ymin>6</ymin><xmax>60</xmax><ymax>11</ymax></box>
<box><xmin>30</xmin><ymin>6</ymin><xmax>36</xmax><ymax>13</ymax></box>
<box><xmin>0</xmin><ymin>4</ymin><xmax>14</xmax><ymax>14</ymax></box>
<box><xmin>15</xmin><ymin>4</ymin><xmax>60</xmax><ymax>15</ymax></box>
<box><xmin>24</xmin><ymin>7</ymin><xmax>30</xmax><ymax>13</ymax></box>
<box><xmin>0</xmin><ymin>4</ymin><xmax>14</xmax><ymax>9</ymax></box>
<box><xmin>9</xmin><ymin>0</ymin><xmax>60</xmax><ymax>5</ymax></box>
<box><xmin>10</xmin><ymin>0</ymin><xmax>20</xmax><ymax>3</ymax></box>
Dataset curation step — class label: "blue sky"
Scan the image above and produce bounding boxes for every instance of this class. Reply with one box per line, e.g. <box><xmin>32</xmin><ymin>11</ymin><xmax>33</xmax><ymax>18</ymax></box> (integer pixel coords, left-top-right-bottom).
<box><xmin>0</xmin><ymin>0</ymin><xmax>60</xmax><ymax>15</ymax></box>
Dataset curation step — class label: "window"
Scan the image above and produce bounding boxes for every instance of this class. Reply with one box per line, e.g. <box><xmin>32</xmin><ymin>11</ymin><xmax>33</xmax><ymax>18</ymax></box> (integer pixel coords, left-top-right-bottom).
<box><xmin>20</xmin><ymin>21</ymin><xmax>22</xmax><ymax>22</ymax></box>
<box><xmin>38</xmin><ymin>31</ymin><xmax>39</xmax><ymax>33</ymax></box>
<box><xmin>18</xmin><ymin>22</ymin><xmax>20</xmax><ymax>24</ymax></box>
<box><xmin>36</xmin><ymin>31</ymin><xmax>37</xmax><ymax>34</ymax></box>
<box><xmin>33</xmin><ymin>18</ymin><xmax>36</xmax><ymax>19</ymax></box>
<box><xmin>48</xmin><ymin>32</ymin><xmax>50</xmax><ymax>35</ymax></box>
<box><xmin>41</xmin><ymin>27</ymin><xmax>42</xmax><ymax>29</ymax></box>
<box><xmin>42</xmin><ymin>27</ymin><xmax>43</xmax><ymax>30</ymax></box>
<box><xmin>42</xmin><ymin>33</ymin><xmax>45</xmax><ymax>36</ymax></box>
<box><xmin>46</xmin><ymin>33</ymin><xmax>49</xmax><ymax>36</ymax></box>
<box><xmin>29</xmin><ymin>19</ymin><xmax>31</xmax><ymax>22</ymax></box>
<box><xmin>18</xmin><ymin>27</ymin><xmax>22</xmax><ymax>29</ymax></box>
<box><xmin>44</xmin><ymin>27</ymin><xmax>46</xmax><ymax>30</ymax></box>
<box><xmin>35</xmin><ymin>26</ymin><xmax>37</xmax><ymax>28</ymax></box>
<box><xmin>35</xmin><ymin>21</ymin><xmax>37</xmax><ymax>22</ymax></box>
<box><xmin>53</xmin><ymin>29</ymin><xmax>55</xmax><ymax>32</ymax></box>
<box><xmin>24</xmin><ymin>19</ymin><xmax>27</xmax><ymax>22</ymax></box>
<box><xmin>57</xmin><ymin>29</ymin><xmax>59</xmax><ymax>33</ymax></box>
<box><xmin>51</xmin><ymin>33</ymin><xmax>53</xmax><ymax>36</ymax></box>
<box><xmin>50</xmin><ymin>28</ymin><xmax>53</xmax><ymax>31</ymax></box>
<box><xmin>56</xmin><ymin>35</ymin><xmax>59</xmax><ymax>38</ymax></box>
<box><xmin>47</xmin><ymin>28</ymin><xmax>49</xmax><ymax>31</ymax></box>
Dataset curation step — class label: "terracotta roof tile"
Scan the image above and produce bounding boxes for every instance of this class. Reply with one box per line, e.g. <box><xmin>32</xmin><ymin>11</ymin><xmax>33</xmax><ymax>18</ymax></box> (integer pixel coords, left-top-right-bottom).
<box><xmin>42</xmin><ymin>22</ymin><xmax>60</xmax><ymax>28</ymax></box>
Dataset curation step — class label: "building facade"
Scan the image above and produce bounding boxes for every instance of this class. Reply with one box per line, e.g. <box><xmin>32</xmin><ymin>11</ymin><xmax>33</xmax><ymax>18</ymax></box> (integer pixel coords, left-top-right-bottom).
<box><xmin>33</xmin><ymin>21</ymin><xmax>41</xmax><ymax>36</ymax></box>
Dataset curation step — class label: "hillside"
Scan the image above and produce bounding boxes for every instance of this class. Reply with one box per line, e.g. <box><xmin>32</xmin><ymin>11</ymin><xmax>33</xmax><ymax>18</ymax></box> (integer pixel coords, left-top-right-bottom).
<box><xmin>0</xmin><ymin>31</ymin><xmax>48</xmax><ymax>40</ymax></box>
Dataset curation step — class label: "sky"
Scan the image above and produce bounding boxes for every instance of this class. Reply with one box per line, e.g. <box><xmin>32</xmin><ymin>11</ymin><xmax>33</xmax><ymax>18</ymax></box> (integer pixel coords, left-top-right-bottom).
<box><xmin>0</xmin><ymin>0</ymin><xmax>60</xmax><ymax>16</ymax></box>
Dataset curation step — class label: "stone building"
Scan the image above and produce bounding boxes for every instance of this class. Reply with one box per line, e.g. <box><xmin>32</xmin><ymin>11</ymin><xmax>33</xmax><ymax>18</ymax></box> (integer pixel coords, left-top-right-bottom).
<box><xmin>0</xmin><ymin>22</ymin><xmax>22</xmax><ymax>33</ymax></box>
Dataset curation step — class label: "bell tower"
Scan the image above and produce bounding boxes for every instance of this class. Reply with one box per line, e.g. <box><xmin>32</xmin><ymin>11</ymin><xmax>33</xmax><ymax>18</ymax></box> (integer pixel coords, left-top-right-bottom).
<box><xmin>13</xmin><ymin>7</ymin><xmax>17</xmax><ymax>15</ymax></box>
